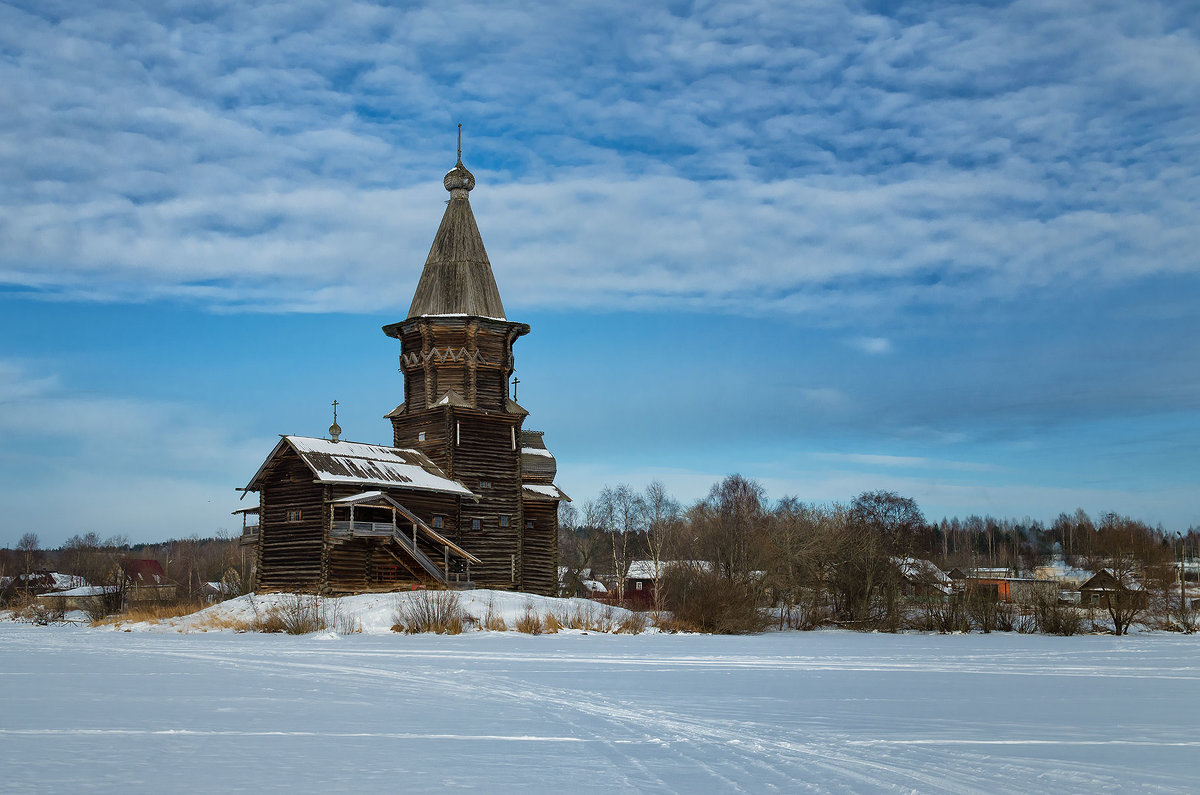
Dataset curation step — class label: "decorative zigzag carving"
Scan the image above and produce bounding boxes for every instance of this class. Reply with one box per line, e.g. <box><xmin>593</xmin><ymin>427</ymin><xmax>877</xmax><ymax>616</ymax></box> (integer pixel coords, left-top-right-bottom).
<box><xmin>400</xmin><ymin>348</ymin><xmax>493</xmax><ymax>368</ymax></box>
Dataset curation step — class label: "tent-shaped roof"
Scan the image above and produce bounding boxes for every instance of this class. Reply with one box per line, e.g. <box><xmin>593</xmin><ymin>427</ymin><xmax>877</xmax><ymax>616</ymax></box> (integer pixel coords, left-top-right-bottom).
<box><xmin>243</xmin><ymin>436</ymin><xmax>476</xmax><ymax>498</ymax></box>
<box><xmin>407</xmin><ymin>159</ymin><xmax>506</xmax><ymax>320</ymax></box>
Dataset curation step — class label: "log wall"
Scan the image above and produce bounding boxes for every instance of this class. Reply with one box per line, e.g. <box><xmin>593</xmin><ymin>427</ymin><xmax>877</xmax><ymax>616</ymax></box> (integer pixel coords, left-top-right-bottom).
<box><xmin>256</xmin><ymin>449</ymin><xmax>325</xmax><ymax>592</ymax></box>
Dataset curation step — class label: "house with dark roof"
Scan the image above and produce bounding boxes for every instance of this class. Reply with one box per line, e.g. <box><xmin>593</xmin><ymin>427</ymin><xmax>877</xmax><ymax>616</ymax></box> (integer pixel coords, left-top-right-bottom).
<box><xmin>238</xmin><ymin>140</ymin><xmax>568</xmax><ymax>595</ymax></box>
<box><xmin>1079</xmin><ymin>569</ymin><xmax>1148</xmax><ymax>610</ymax></box>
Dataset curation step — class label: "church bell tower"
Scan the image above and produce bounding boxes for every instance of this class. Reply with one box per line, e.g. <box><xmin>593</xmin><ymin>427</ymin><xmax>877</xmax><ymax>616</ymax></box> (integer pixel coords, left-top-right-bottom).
<box><xmin>381</xmin><ymin>132</ymin><xmax>561</xmax><ymax>593</ymax></box>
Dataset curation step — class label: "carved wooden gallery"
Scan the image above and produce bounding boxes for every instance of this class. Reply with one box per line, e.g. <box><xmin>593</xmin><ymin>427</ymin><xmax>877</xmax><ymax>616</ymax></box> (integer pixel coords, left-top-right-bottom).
<box><xmin>236</xmin><ymin>148</ymin><xmax>567</xmax><ymax>595</ymax></box>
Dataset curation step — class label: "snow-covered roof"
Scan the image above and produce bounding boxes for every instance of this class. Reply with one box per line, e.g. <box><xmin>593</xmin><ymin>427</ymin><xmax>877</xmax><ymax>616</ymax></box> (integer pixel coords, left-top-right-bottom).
<box><xmin>245</xmin><ymin>436</ymin><xmax>475</xmax><ymax>498</ymax></box>
<box><xmin>48</xmin><ymin>573</ymin><xmax>88</xmax><ymax>591</ymax></box>
<box><xmin>1081</xmin><ymin>568</ymin><xmax>1146</xmax><ymax>592</ymax></box>
<box><xmin>893</xmin><ymin>557</ymin><xmax>952</xmax><ymax>588</ymax></box>
<box><xmin>522</xmin><ymin>483</ymin><xmax>570</xmax><ymax>501</ymax></box>
<box><xmin>582</xmin><ymin>579</ymin><xmax>608</xmax><ymax>593</ymax></box>
<box><xmin>521</xmin><ymin>446</ymin><xmax>553</xmax><ymax>458</ymax></box>
<box><xmin>626</xmin><ymin>560</ymin><xmax>714</xmax><ymax>580</ymax></box>
<box><xmin>331</xmin><ymin>490</ymin><xmax>388</xmax><ymax>504</ymax></box>
<box><xmin>48</xmin><ymin>585</ymin><xmax>120</xmax><ymax>597</ymax></box>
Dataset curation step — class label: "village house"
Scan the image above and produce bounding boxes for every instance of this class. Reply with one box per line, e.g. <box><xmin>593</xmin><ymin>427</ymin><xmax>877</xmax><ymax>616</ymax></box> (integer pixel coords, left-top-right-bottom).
<box><xmin>237</xmin><ymin>141</ymin><xmax>567</xmax><ymax>596</ymax></box>
<box><xmin>893</xmin><ymin>557</ymin><xmax>953</xmax><ymax>598</ymax></box>
<box><xmin>1078</xmin><ymin>569</ymin><xmax>1149</xmax><ymax>610</ymax></box>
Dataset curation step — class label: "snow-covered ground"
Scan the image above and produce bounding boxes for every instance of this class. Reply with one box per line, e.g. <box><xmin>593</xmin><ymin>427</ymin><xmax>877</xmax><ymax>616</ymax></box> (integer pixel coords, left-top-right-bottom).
<box><xmin>99</xmin><ymin>589</ymin><xmax>638</xmax><ymax>635</ymax></box>
<box><xmin>2</xmin><ymin>606</ymin><xmax>1199</xmax><ymax>793</ymax></box>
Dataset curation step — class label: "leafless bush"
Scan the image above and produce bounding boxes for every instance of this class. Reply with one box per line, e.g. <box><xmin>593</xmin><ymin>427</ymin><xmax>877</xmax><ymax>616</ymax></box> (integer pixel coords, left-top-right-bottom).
<box><xmin>968</xmin><ymin>592</ymin><xmax>999</xmax><ymax>633</ymax></box>
<box><xmin>1168</xmin><ymin>604</ymin><xmax>1197</xmax><ymax>634</ymax></box>
<box><xmin>392</xmin><ymin>589</ymin><xmax>464</xmax><ymax>635</ymax></box>
<box><xmin>25</xmin><ymin>601</ymin><xmax>65</xmax><ymax>625</ymax></box>
<box><xmin>543</xmin><ymin>612</ymin><xmax>564</xmax><ymax>633</ymax></box>
<box><xmin>249</xmin><ymin>594</ymin><xmax>328</xmax><ymax>634</ymax></box>
<box><xmin>994</xmin><ymin>604</ymin><xmax>1022</xmax><ymax>633</ymax></box>
<box><xmin>1032</xmin><ymin>591</ymin><xmax>1084</xmax><ymax>636</ymax></box>
<box><xmin>658</xmin><ymin>564</ymin><xmax>767</xmax><ymax>634</ymax></box>
<box><xmin>335</xmin><ymin>610</ymin><xmax>362</xmax><ymax>635</ymax></box>
<box><xmin>923</xmin><ymin>596</ymin><xmax>969</xmax><ymax>634</ymax></box>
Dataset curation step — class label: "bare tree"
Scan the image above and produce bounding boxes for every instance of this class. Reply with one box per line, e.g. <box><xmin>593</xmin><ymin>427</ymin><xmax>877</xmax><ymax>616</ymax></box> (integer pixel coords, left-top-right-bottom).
<box><xmin>642</xmin><ymin>481</ymin><xmax>681</xmax><ymax>610</ymax></box>
<box><xmin>592</xmin><ymin>485</ymin><xmax>646</xmax><ymax>601</ymax></box>
<box><xmin>17</xmin><ymin>533</ymin><xmax>40</xmax><ymax>588</ymax></box>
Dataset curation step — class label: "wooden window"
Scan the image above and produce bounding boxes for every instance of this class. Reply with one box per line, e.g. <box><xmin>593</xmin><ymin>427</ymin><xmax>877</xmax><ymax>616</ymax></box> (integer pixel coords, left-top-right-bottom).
<box><xmin>418</xmin><ymin>431</ymin><xmax>426</xmax><ymax>442</ymax></box>
<box><xmin>499</xmin><ymin>515</ymin><xmax>510</xmax><ymax>528</ymax></box>
<box><xmin>479</xmin><ymin>480</ymin><xmax>492</xmax><ymax>489</ymax></box>
<box><xmin>286</xmin><ymin>509</ymin><xmax>302</xmax><ymax>523</ymax></box>
<box><xmin>525</xmin><ymin>520</ymin><xmax>534</xmax><ymax>530</ymax></box>
<box><xmin>635</xmin><ymin>581</ymin><xmax>643</xmax><ymax>591</ymax></box>
<box><xmin>471</xmin><ymin>518</ymin><xmax>481</xmax><ymax>530</ymax></box>
<box><xmin>432</xmin><ymin>516</ymin><xmax>444</xmax><ymax>529</ymax></box>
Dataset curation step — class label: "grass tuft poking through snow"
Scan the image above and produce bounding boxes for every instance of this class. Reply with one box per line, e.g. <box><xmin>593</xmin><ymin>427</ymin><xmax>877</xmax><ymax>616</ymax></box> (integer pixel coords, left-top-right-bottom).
<box><xmin>95</xmin><ymin>590</ymin><xmax>642</xmax><ymax>636</ymax></box>
<box><xmin>514</xmin><ymin>605</ymin><xmax>545</xmax><ymax>635</ymax></box>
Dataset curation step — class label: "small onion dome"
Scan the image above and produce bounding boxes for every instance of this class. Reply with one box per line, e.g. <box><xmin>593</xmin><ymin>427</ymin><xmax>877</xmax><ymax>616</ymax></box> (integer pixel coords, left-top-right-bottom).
<box><xmin>444</xmin><ymin>160</ymin><xmax>475</xmax><ymax>193</ymax></box>
<box><xmin>328</xmin><ymin>420</ymin><xmax>341</xmax><ymax>443</ymax></box>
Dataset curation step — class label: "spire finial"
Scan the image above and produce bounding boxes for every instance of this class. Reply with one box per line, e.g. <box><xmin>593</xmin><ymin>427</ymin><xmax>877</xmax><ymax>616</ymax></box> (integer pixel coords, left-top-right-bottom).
<box><xmin>444</xmin><ymin>125</ymin><xmax>475</xmax><ymax>193</ymax></box>
<box><xmin>328</xmin><ymin>399</ymin><xmax>341</xmax><ymax>443</ymax></box>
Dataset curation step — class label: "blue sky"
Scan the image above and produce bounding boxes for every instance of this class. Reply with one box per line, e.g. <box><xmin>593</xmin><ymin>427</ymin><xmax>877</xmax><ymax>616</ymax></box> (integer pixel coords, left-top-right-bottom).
<box><xmin>2</xmin><ymin>0</ymin><xmax>1198</xmax><ymax>546</ymax></box>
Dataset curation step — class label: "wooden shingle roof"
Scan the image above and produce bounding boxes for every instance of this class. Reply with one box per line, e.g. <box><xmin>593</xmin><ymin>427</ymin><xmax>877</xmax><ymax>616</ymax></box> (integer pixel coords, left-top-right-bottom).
<box><xmin>407</xmin><ymin>159</ymin><xmax>507</xmax><ymax>320</ymax></box>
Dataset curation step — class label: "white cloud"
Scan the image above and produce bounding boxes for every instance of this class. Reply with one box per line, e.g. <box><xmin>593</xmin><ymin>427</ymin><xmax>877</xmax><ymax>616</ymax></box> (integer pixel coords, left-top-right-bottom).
<box><xmin>849</xmin><ymin>337</ymin><xmax>892</xmax><ymax>355</ymax></box>
<box><xmin>0</xmin><ymin>0</ymin><xmax>1196</xmax><ymax>321</ymax></box>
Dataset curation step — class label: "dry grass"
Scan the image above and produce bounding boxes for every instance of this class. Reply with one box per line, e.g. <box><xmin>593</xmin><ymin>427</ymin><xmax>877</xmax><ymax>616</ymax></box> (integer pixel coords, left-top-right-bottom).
<box><xmin>514</xmin><ymin>606</ymin><xmax>544</xmax><ymax>635</ymax></box>
<box><xmin>615</xmin><ymin>611</ymin><xmax>647</xmax><ymax>634</ymax></box>
<box><xmin>185</xmin><ymin>611</ymin><xmax>259</xmax><ymax>632</ymax></box>
<box><xmin>556</xmin><ymin>602</ymin><xmax>616</xmax><ymax>632</ymax></box>
<box><xmin>651</xmin><ymin>612</ymin><xmax>688</xmax><ymax>633</ymax></box>
<box><xmin>93</xmin><ymin>601</ymin><xmax>208</xmax><ymax>627</ymax></box>
<box><xmin>481</xmin><ymin>597</ymin><xmax>508</xmax><ymax>632</ymax></box>
<box><xmin>482</xmin><ymin>613</ymin><xmax>507</xmax><ymax>632</ymax></box>
<box><xmin>392</xmin><ymin>589</ymin><xmax>465</xmax><ymax>635</ymax></box>
<box><xmin>543</xmin><ymin>612</ymin><xmax>563</xmax><ymax>633</ymax></box>
<box><xmin>242</xmin><ymin>594</ymin><xmax>329</xmax><ymax>634</ymax></box>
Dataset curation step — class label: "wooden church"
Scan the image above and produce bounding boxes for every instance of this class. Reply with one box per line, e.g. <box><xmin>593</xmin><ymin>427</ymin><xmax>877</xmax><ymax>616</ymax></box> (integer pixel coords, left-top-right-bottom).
<box><xmin>237</xmin><ymin>144</ymin><xmax>568</xmax><ymax>596</ymax></box>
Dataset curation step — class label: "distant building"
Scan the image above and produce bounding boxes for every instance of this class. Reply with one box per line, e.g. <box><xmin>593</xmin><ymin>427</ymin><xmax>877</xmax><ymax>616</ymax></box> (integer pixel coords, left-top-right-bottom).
<box><xmin>122</xmin><ymin>559</ymin><xmax>175</xmax><ymax>605</ymax></box>
<box><xmin>238</xmin><ymin>145</ymin><xmax>568</xmax><ymax>595</ymax></box>
<box><xmin>1078</xmin><ymin>569</ymin><xmax>1148</xmax><ymax>610</ymax></box>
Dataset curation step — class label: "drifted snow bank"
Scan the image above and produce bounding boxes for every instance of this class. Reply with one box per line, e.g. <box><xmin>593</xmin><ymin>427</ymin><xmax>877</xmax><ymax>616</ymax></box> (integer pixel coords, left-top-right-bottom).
<box><xmin>108</xmin><ymin>589</ymin><xmax>640</xmax><ymax>635</ymax></box>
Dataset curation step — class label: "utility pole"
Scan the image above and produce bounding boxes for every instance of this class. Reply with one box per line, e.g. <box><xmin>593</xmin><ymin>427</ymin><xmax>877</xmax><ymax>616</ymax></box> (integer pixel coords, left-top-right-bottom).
<box><xmin>1180</xmin><ymin>533</ymin><xmax>1187</xmax><ymax>613</ymax></box>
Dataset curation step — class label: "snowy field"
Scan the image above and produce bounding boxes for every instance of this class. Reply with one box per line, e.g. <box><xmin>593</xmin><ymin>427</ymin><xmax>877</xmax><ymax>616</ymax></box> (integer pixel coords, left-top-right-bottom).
<box><xmin>2</xmin><ymin>612</ymin><xmax>1199</xmax><ymax>793</ymax></box>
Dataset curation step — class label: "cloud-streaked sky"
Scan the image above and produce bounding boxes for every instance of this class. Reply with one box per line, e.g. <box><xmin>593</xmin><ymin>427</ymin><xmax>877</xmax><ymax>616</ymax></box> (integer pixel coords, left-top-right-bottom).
<box><xmin>2</xmin><ymin>0</ymin><xmax>1198</xmax><ymax>545</ymax></box>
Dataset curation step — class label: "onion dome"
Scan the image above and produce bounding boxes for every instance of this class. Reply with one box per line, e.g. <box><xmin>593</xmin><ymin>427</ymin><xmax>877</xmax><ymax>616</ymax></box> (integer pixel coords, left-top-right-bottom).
<box><xmin>444</xmin><ymin>160</ymin><xmax>475</xmax><ymax>193</ymax></box>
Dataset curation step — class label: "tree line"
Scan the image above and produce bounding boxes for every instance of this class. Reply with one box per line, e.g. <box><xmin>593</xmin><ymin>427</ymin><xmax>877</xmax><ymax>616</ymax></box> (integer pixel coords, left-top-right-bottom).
<box><xmin>559</xmin><ymin>475</ymin><xmax>1199</xmax><ymax>633</ymax></box>
<box><xmin>0</xmin><ymin>531</ymin><xmax>252</xmax><ymax>607</ymax></box>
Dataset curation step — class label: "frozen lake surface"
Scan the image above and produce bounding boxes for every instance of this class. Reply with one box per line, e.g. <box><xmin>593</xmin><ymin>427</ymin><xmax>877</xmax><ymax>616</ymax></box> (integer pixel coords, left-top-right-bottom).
<box><xmin>2</xmin><ymin>624</ymin><xmax>1198</xmax><ymax>793</ymax></box>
